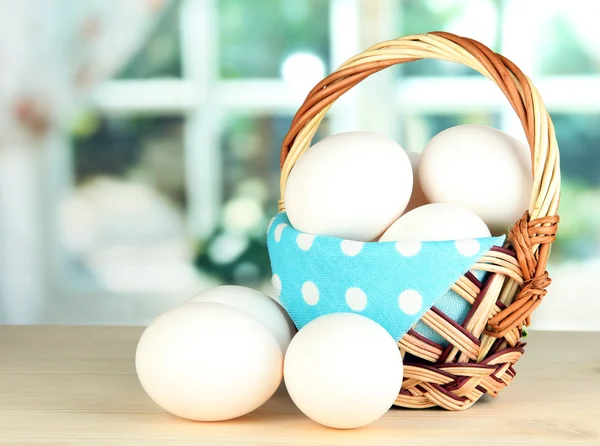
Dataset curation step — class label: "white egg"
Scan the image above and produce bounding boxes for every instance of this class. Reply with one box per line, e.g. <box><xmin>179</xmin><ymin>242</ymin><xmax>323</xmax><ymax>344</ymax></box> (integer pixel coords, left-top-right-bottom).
<box><xmin>284</xmin><ymin>131</ymin><xmax>413</xmax><ymax>242</ymax></box>
<box><xmin>284</xmin><ymin>313</ymin><xmax>403</xmax><ymax>429</ymax></box>
<box><xmin>136</xmin><ymin>303</ymin><xmax>282</xmax><ymax>421</ymax></box>
<box><xmin>379</xmin><ymin>203</ymin><xmax>491</xmax><ymax>242</ymax></box>
<box><xmin>404</xmin><ymin>151</ymin><xmax>429</xmax><ymax>213</ymax></box>
<box><xmin>187</xmin><ymin>285</ymin><xmax>296</xmax><ymax>353</ymax></box>
<box><xmin>419</xmin><ymin>124</ymin><xmax>532</xmax><ymax>234</ymax></box>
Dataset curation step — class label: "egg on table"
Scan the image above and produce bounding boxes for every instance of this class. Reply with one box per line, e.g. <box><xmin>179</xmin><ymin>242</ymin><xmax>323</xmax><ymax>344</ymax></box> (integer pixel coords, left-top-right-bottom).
<box><xmin>283</xmin><ymin>313</ymin><xmax>403</xmax><ymax>429</ymax></box>
<box><xmin>418</xmin><ymin>124</ymin><xmax>532</xmax><ymax>235</ymax></box>
<box><xmin>136</xmin><ymin>302</ymin><xmax>283</xmax><ymax>421</ymax></box>
<box><xmin>284</xmin><ymin>131</ymin><xmax>413</xmax><ymax>242</ymax></box>
<box><xmin>379</xmin><ymin>202</ymin><xmax>491</xmax><ymax>242</ymax></box>
<box><xmin>187</xmin><ymin>285</ymin><xmax>297</xmax><ymax>353</ymax></box>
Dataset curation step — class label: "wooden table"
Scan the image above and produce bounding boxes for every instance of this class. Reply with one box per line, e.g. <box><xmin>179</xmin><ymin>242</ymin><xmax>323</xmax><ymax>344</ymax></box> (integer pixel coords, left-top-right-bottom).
<box><xmin>0</xmin><ymin>326</ymin><xmax>598</xmax><ymax>445</ymax></box>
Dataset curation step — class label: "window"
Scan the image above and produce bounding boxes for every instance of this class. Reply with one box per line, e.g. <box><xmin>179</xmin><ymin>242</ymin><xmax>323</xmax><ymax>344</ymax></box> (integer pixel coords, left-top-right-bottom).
<box><xmin>42</xmin><ymin>0</ymin><xmax>600</xmax><ymax>328</ymax></box>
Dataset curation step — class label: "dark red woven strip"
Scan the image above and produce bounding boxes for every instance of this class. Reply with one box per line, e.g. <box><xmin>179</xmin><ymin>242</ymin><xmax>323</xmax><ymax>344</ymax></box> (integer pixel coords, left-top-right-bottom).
<box><xmin>475</xmin><ymin>385</ymin><xmax>488</xmax><ymax>394</ymax></box>
<box><xmin>431</xmin><ymin>307</ymin><xmax>481</xmax><ymax>345</ymax></box>
<box><xmin>464</xmin><ymin>271</ymin><xmax>483</xmax><ymax>288</ymax></box>
<box><xmin>408</xmin><ymin>363</ymin><xmax>457</xmax><ymax>380</ymax></box>
<box><xmin>437</xmin><ymin>363</ymin><xmax>497</xmax><ymax>371</ymax></box>
<box><xmin>490</xmin><ymin>246</ymin><xmax>518</xmax><ymax>257</ymax></box>
<box><xmin>407</xmin><ymin>329</ymin><xmax>444</xmax><ymax>350</ymax></box>
<box><xmin>481</xmin><ymin>346</ymin><xmax>526</xmax><ymax>365</ymax></box>
<box><xmin>461</xmin><ymin>274</ymin><xmax>496</xmax><ymax>329</ymax></box>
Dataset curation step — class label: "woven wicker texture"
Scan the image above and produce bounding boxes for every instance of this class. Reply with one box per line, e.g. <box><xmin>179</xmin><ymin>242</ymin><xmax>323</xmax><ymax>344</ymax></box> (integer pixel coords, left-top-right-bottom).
<box><xmin>277</xmin><ymin>32</ymin><xmax>561</xmax><ymax>410</ymax></box>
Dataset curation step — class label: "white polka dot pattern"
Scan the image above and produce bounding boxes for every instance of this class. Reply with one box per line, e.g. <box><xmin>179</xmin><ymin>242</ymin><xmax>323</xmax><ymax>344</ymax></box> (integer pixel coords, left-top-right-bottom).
<box><xmin>296</xmin><ymin>233</ymin><xmax>316</xmax><ymax>251</ymax></box>
<box><xmin>398</xmin><ymin>289</ymin><xmax>423</xmax><ymax>315</ymax></box>
<box><xmin>271</xmin><ymin>274</ymin><xmax>282</xmax><ymax>298</ymax></box>
<box><xmin>455</xmin><ymin>239</ymin><xmax>481</xmax><ymax>257</ymax></box>
<box><xmin>345</xmin><ymin>287</ymin><xmax>367</xmax><ymax>311</ymax></box>
<box><xmin>341</xmin><ymin>240</ymin><xmax>364</xmax><ymax>256</ymax></box>
<box><xmin>395</xmin><ymin>241</ymin><xmax>422</xmax><ymax>256</ymax></box>
<box><xmin>301</xmin><ymin>281</ymin><xmax>320</xmax><ymax>305</ymax></box>
<box><xmin>274</xmin><ymin>223</ymin><xmax>288</xmax><ymax>242</ymax></box>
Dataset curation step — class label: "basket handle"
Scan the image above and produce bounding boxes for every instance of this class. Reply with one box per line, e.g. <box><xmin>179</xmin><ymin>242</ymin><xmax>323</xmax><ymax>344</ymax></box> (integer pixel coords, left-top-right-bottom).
<box><xmin>278</xmin><ymin>32</ymin><xmax>560</xmax><ymax>337</ymax></box>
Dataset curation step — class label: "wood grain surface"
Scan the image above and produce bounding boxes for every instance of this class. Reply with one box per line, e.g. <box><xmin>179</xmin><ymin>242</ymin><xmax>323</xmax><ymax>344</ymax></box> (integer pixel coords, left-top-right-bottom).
<box><xmin>0</xmin><ymin>326</ymin><xmax>598</xmax><ymax>445</ymax></box>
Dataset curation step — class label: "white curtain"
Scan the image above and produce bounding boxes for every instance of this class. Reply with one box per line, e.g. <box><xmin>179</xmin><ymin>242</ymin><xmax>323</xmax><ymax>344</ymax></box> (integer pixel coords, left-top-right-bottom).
<box><xmin>0</xmin><ymin>0</ymin><xmax>170</xmax><ymax>322</ymax></box>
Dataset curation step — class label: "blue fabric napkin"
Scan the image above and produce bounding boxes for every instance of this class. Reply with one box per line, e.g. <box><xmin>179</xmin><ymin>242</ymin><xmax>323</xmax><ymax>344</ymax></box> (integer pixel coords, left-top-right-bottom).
<box><xmin>267</xmin><ymin>212</ymin><xmax>505</xmax><ymax>343</ymax></box>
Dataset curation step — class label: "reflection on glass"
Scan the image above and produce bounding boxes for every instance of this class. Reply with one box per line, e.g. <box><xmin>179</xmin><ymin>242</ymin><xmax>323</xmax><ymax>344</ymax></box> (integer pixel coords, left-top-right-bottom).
<box><xmin>61</xmin><ymin>115</ymin><xmax>200</xmax><ymax>293</ymax></box>
<box><xmin>538</xmin><ymin>2</ymin><xmax>600</xmax><ymax>75</ymax></box>
<box><xmin>116</xmin><ymin>1</ymin><xmax>181</xmax><ymax>79</ymax></box>
<box><xmin>219</xmin><ymin>0</ymin><xmax>330</xmax><ymax>78</ymax></box>
<box><xmin>550</xmin><ymin>114</ymin><xmax>600</xmax><ymax>261</ymax></box>
<box><xmin>194</xmin><ymin>115</ymin><xmax>330</xmax><ymax>288</ymax></box>
<box><xmin>398</xmin><ymin>0</ymin><xmax>499</xmax><ymax>77</ymax></box>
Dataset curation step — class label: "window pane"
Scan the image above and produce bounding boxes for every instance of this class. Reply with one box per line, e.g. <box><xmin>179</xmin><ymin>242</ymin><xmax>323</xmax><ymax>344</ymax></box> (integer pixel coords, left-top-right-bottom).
<box><xmin>61</xmin><ymin>114</ymin><xmax>199</xmax><ymax>294</ymax></box>
<box><xmin>537</xmin><ymin>2</ymin><xmax>600</xmax><ymax>75</ymax></box>
<box><xmin>193</xmin><ymin>114</ymin><xmax>330</xmax><ymax>288</ymax></box>
<box><xmin>72</xmin><ymin>115</ymin><xmax>187</xmax><ymax>205</ymax></box>
<box><xmin>398</xmin><ymin>0</ymin><xmax>500</xmax><ymax>77</ymax></box>
<box><xmin>221</xmin><ymin>115</ymin><xmax>290</xmax><ymax>216</ymax></box>
<box><xmin>400</xmin><ymin>112</ymin><xmax>502</xmax><ymax>152</ymax></box>
<box><xmin>219</xmin><ymin>0</ymin><xmax>330</xmax><ymax>79</ymax></box>
<box><xmin>550</xmin><ymin>113</ymin><xmax>600</xmax><ymax>261</ymax></box>
<box><xmin>116</xmin><ymin>1</ymin><xmax>181</xmax><ymax>79</ymax></box>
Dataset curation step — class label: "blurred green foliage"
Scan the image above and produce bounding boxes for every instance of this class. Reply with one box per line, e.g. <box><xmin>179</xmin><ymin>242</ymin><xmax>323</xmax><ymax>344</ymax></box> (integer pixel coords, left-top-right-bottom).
<box><xmin>399</xmin><ymin>0</ymin><xmax>500</xmax><ymax>77</ymax></box>
<box><xmin>553</xmin><ymin>114</ymin><xmax>600</xmax><ymax>187</ymax></box>
<box><xmin>194</xmin><ymin>232</ymin><xmax>272</xmax><ymax>287</ymax></box>
<box><xmin>542</xmin><ymin>15</ymin><xmax>600</xmax><ymax>75</ymax></box>
<box><xmin>219</xmin><ymin>0</ymin><xmax>330</xmax><ymax>78</ymax></box>
<box><xmin>550</xmin><ymin>113</ymin><xmax>600</xmax><ymax>261</ymax></box>
<box><xmin>552</xmin><ymin>179</ymin><xmax>600</xmax><ymax>261</ymax></box>
<box><xmin>71</xmin><ymin>114</ymin><xmax>187</xmax><ymax>207</ymax></box>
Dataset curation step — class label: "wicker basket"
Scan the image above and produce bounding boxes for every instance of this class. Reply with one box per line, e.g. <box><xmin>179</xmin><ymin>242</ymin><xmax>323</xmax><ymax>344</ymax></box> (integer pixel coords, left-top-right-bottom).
<box><xmin>276</xmin><ymin>32</ymin><xmax>560</xmax><ymax>410</ymax></box>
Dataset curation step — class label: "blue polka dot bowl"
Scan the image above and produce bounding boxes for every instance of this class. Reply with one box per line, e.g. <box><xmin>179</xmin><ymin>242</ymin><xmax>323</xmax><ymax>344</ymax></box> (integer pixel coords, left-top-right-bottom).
<box><xmin>267</xmin><ymin>212</ymin><xmax>506</xmax><ymax>345</ymax></box>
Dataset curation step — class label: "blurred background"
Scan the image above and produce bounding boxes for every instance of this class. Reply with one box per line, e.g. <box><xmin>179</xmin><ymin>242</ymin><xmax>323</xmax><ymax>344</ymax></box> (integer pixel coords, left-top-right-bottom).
<box><xmin>0</xmin><ymin>0</ymin><xmax>598</xmax><ymax>330</ymax></box>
